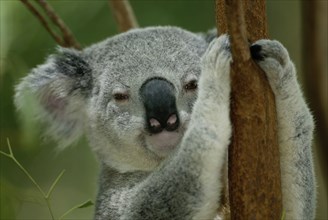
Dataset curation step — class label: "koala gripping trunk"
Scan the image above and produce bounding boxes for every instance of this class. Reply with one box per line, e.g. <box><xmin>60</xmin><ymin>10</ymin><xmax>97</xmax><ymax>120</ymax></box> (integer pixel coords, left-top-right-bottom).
<box><xmin>216</xmin><ymin>0</ymin><xmax>283</xmax><ymax>219</ymax></box>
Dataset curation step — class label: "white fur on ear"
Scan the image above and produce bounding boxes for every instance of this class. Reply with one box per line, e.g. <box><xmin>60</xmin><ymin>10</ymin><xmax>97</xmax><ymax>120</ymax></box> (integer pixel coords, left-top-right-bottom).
<box><xmin>15</xmin><ymin>48</ymin><xmax>93</xmax><ymax>149</ymax></box>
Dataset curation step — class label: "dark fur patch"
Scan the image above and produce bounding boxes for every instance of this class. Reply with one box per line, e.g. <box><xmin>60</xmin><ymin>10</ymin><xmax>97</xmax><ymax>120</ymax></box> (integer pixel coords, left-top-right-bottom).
<box><xmin>55</xmin><ymin>50</ymin><xmax>93</xmax><ymax>95</ymax></box>
<box><xmin>250</xmin><ymin>44</ymin><xmax>265</xmax><ymax>61</ymax></box>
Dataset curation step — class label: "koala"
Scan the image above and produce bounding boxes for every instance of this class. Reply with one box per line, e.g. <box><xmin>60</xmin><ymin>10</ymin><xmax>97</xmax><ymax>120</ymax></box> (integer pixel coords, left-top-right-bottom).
<box><xmin>15</xmin><ymin>26</ymin><xmax>316</xmax><ymax>220</ymax></box>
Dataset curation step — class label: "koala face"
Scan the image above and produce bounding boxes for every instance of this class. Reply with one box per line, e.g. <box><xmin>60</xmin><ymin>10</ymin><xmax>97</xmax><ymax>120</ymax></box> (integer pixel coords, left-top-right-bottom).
<box><xmin>15</xmin><ymin>27</ymin><xmax>209</xmax><ymax>172</ymax></box>
<box><xmin>85</xmin><ymin>27</ymin><xmax>209</xmax><ymax>172</ymax></box>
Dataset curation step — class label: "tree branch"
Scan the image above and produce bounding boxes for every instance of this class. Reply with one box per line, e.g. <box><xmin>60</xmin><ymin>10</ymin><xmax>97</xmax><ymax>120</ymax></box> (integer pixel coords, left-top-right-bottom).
<box><xmin>20</xmin><ymin>0</ymin><xmax>63</xmax><ymax>45</ymax></box>
<box><xmin>20</xmin><ymin>0</ymin><xmax>81</xmax><ymax>49</ymax></box>
<box><xmin>225</xmin><ymin>0</ymin><xmax>249</xmax><ymax>63</ymax></box>
<box><xmin>216</xmin><ymin>0</ymin><xmax>282</xmax><ymax>219</ymax></box>
<box><xmin>108</xmin><ymin>0</ymin><xmax>139</xmax><ymax>32</ymax></box>
<box><xmin>36</xmin><ymin>0</ymin><xmax>81</xmax><ymax>49</ymax></box>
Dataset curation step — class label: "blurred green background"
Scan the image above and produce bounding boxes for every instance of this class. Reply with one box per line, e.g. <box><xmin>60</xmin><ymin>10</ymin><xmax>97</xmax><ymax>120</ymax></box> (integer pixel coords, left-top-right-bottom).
<box><xmin>0</xmin><ymin>0</ymin><xmax>327</xmax><ymax>219</ymax></box>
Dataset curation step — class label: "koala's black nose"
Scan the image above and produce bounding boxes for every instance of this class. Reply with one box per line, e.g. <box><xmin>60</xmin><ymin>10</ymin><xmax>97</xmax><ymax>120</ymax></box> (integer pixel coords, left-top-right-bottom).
<box><xmin>140</xmin><ymin>78</ymin><xmax>180</xmax><ymax>134</ymax></box>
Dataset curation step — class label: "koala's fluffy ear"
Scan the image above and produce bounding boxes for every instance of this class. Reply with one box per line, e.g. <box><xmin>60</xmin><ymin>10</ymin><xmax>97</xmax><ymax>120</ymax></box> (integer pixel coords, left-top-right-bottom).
<box><xmin>15</xmin><ymin>47</ymin><xmax>93</xmax><ymax>149</ymax></box>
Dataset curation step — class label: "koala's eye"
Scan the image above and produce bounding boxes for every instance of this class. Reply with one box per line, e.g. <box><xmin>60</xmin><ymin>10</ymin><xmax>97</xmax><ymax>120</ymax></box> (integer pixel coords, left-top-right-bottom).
<box><xmin>113</xmin><ymin>93</ymin><xmax>129</xmax><ymax>101</ymax></box>
<box><xmin>184</xmin><ymin>80</ymin><xmax>198</xmax><ymax>91</ymax></box>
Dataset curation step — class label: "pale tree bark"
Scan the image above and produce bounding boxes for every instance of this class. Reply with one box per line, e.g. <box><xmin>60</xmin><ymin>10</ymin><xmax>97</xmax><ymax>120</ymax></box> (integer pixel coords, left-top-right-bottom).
<box><xmin>216</xmin><ymin>0</ymin><xmax>283</xmax><ymax>219</ymax></box>
<box><xmin>108</xmin><ymin>0</ymin><xmax>139</xmax><ymax>32</ymax></box>
<box><xmin>302</xmin><ymin>0</ymin><xmax>328</xmax><ymax>184</ymax></box>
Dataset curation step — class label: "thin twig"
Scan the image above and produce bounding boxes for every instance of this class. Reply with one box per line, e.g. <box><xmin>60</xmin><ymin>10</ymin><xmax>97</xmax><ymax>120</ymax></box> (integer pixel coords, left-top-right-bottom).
<box><xmin>1</xmin><ymin>139</ymin><xmax>92</xmax><ymax>219</ymax></box>
<box><xmin>59</xmin><ymin>200</ymin><xmax>93</xmax><ymax>220</ymax></box>
<box><xmin>1</xmin><ymin>139</ymin><xmax>56</xmax><ymax>220</ymax></box>
<box><xmin>46</xmin><ymin>169</ymin><xmax>66</xmax><ymax>198</ymax></box>
<box><xmin>109</xmin><ymin>0</ymin><xmax>138</xmax><ymax>32</ymax></box>
<box><xmin>20</xmin><ymin>0</ymin><xmax>63</xmax><ymax>45</ymax></box>
<box><xmin>20</xmin><ymin>0</ymin><xmax>81</xmax><ymax>49</ymax></box>
<box><xmin>36</xmin><ymin>0</ymin><xmax>81</xmax><ymax>49</ymax></box>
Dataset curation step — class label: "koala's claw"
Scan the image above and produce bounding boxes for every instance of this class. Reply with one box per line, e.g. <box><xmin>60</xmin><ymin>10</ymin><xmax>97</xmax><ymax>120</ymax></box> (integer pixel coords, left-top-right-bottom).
<box><xmin>201</xmin><ymin>34</ymin><xmax>232</xmax><ymax>72</ymax></box>
<box><xmin>251</xmin><ymin>40</ymin><xmax>289</xmax><ymax>67</ymax></box>
<box><xmin>250</xmin><ymin>44</ymin><xmax>266</xmax><ymax>61</ymax></box>
<box><xmin>250</xmin><ymin>39</ymin><xmax>296</xmax><ymax>95</ymax></box>
<box><xmin>214</xmin><ymin>34</ymin><xmax>231</xmax><ymax>56</ymax></box>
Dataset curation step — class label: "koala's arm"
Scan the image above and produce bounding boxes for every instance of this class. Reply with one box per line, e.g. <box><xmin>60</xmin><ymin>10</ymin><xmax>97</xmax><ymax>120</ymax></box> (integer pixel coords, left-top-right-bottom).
<box><xmin>251</xmin><ymin>40</ymin><xmax>316</xmax><ymax>219</ymax></box>
<box><xmin>95</xmin><ymin>36</ymin><xmax>231</xmax><ymax>220</ymax></box>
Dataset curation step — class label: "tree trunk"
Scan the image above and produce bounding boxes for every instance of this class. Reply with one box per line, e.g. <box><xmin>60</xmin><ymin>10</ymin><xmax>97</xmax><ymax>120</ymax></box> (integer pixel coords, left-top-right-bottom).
<box><xmin>216</xmin><ymin>0</ymin><xmax>283</xmax><ymax>219</ymax></box>
<box><xmin>302</xmin><ymin>0</ymin><xmax>328</xmax><ymax>184</ymax></box>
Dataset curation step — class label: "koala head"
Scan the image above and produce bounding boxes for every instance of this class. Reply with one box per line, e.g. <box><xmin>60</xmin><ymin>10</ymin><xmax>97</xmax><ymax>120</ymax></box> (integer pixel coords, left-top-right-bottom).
<box><xmin>15</xmin><ymin>27</ymin><xmax>209</xmax><ymax>172</ymax></box>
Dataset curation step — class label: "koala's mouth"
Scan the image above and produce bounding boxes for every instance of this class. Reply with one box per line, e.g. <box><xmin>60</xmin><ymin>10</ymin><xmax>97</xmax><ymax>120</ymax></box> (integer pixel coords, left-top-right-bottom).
<box><xmin>145</xmin><ymin>130</ymin><xmax>182</xmax><ymax>157</ymax></box>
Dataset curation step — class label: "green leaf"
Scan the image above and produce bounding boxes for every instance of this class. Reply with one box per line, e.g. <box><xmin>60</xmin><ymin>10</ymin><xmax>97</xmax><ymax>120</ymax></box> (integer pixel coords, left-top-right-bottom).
<box><xmin>59</xmin><ymin>199</ymin><xmax>94</xmax><ymax>219</ymax></box>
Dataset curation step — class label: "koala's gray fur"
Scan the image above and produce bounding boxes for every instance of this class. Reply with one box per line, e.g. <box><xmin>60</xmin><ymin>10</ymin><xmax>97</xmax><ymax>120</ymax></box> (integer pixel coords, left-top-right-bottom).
<box><xmin>15</xmin><ymin>26</ymin><xmax>316</xmax><ymax>219</ymax></box>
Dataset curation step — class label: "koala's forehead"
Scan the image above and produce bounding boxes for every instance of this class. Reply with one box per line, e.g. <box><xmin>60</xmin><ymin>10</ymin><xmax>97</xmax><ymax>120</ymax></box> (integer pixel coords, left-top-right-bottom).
<box><xmin>84</xmin><ymin>27</ymin><xmax>207</xmax><ymax>87</ymax></box>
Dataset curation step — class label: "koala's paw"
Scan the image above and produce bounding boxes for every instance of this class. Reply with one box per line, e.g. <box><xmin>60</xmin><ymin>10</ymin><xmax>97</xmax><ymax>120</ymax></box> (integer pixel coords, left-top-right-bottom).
<box><xmin>201</xmin><ymin>34</ymin><xmax>232</xmax><ymax>81</ymax></box>
<box><xmin>199</xmin><ymin>35</ymin><xmax>232</xmax><ymax>102</ymax></box>
<box><xmin>250</xmin><ymin>40</ymin><xmax>295</xmax><ymax>92</ymax></box>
